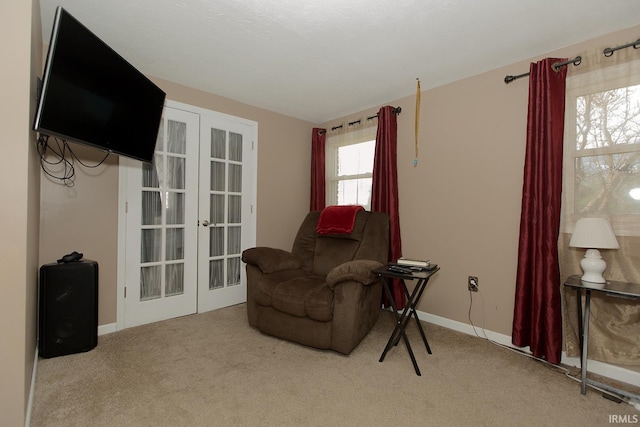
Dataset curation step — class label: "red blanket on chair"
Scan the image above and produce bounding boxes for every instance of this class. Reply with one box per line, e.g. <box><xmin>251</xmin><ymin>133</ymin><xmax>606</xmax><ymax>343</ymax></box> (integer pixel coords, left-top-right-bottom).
<box><xmin>316</xmin><ymin>205</ymin><xmax>364</xmax><ymax>235</ymax></box>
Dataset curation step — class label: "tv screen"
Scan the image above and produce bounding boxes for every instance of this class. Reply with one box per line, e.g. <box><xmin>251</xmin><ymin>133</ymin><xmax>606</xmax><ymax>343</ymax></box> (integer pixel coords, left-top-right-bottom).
<box><xmin>34</xmin><ymin>7</ymin><xmax>166</xmax><ymax>163</ymax></box>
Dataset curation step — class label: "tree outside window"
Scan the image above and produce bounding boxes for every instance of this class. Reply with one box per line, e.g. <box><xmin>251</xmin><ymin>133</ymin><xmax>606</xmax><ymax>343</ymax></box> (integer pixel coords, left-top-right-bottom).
<box><xmin>564</xmin><ymin>64</ymin><xmax>640</xmax><ymax>236</ymax></box>
<box><xmin>573</xmin><ymin>84</ymin><xmax>640</xmax><ymax>215</ymax></box>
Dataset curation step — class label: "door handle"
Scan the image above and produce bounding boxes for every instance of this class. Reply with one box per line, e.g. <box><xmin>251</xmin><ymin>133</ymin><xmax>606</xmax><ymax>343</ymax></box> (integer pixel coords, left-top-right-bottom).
<box><xmin>201</xmin><ymin>220</ymin><xmax>210</xmax><ymax>227</ymax></box>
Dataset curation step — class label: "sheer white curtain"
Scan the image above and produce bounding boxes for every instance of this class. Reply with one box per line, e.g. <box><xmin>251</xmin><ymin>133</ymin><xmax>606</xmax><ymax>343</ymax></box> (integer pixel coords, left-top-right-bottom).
<box><xmin>560</xmin><ymin>45</ymin><xmax>640</xmax><ymax>365</ymax></box>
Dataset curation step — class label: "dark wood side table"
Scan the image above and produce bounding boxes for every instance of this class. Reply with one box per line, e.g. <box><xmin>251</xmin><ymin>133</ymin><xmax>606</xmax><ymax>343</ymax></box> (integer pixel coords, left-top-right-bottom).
<box><xmin>564</xmin><ymin>275</ymin><xmax>640</xmax><ymax>397</ymax></box>
<box><xmin>373</xmin><ymin>265</ymin><xmax>440</xmax><ymax>376</ymax></box>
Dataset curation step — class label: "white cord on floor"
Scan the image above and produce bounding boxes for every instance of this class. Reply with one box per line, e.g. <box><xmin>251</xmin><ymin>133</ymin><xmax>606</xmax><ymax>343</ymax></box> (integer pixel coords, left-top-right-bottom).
<box><xmin>467</xmin><ymin>288</ymin><xmax>638</xmax><ymax>409</ymax></box>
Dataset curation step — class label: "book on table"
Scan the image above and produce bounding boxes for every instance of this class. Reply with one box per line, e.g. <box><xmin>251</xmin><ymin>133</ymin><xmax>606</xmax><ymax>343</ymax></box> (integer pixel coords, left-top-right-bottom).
<box><xmin>396</xmin><ymin>257</ymin><xmax>430</xmax><ymax>267</ymax></box>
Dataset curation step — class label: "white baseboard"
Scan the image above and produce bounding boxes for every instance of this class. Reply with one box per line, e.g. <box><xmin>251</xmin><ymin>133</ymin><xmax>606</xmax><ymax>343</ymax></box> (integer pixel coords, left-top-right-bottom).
<box><xmin>98</xmin><ymin>323</ymin><xmax>117</xmax><ymax>336</ymax></box>
<box><xmin>417</xmin><ymin>309</ymin><xmax>640</xmax><ymax>388</ymax></box>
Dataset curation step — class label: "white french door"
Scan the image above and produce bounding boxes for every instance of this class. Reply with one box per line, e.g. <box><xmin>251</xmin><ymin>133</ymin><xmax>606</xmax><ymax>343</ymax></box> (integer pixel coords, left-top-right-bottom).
<box><xmin>197</xmin><ymin>115</ymin><xmax>256</xmax><ymax>312</ymax></box>
<box><xmin>119</xmin><ymin>102</ymin><xmax>257</xmax><ymax>328</ymax></box>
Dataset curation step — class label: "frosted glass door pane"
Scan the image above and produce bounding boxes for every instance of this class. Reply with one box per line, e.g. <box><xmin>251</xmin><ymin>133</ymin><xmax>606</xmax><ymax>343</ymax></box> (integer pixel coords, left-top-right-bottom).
<box><xmin>227</xmin><ymin>258</ymin><xmax>241</xmax><ymax>286</ymax></box>
<box><xmin>229</xmin><ymin>164</ymin><xmax>242</xmax><ymax>192</ymax></box>
<box><xmin>167</xmin><ymin>120</ymin><xmax>186</xmax><ymax>154</ymax></box>
<box><xmin>210</xmin><ymin>194</ymin><xmax>225</xmax><ymax>224</ymax></box>
<box><xmin>211</xmin><ymin>161</ymin><xmax>225</xmax><ymax>191</ymax></box>
<box><xmin>166</xmin><ymin>193</ymin><xmax>185</xmax><ymax>225</ymax></box>
<box><xmin>142</xmin><ymin>191</ymin><xmax>162</xmax><ymax>225</ymax></box>
<box><xmin>166</xmin><ymin>228</ymin><xmax>184</xmax><ymax>261</ymax></box>
<box><xmin>227</xmin><ymin>226</ymin><xmax>241</xmax><ymax>255</ymax></box>
<box><xmin>165</xmin><ymin>263</ymin><xmax>184</xmax><ymax>296</ymax></box>
<box><xmin>211</xmin><ymin>129</ymin><xmax>226</xmax><ymax>159</ymax></box>
<box><xmin>140</xmin><ymin>266</ymin><xmax>161</xmax><ymax>300</ymax></box>
<box><xmin>209</xmin><ymin>227</ymin><xmax>224</xmax><ymax>257</ymax></box>
<box><xmin>229</xmin><ymin>132</ymin><xmax>242</xmax><ymax>161</ymax></box>
<box><xmin>167</xmin><ymin>157</ymin><xmax>185</xmax><ymax>189</ymax></box>
<box><xmin>141</xmin><ymin>229</ymin><xmax>162</xmax><ymax>262</ymax></box>
<box><xmin>142</xmin><ymin>161</ymin><xmax>159</xmax><ymax>188</ymax></box>
<box><xmin>209</xmin><ymin>260</ymin><xmax>224</xmax><ymax>289</ymax></box>
<box><xmin>228</xmin><ymin>195</ymin><xmax>241</xmax><ymax>223</ymax></box>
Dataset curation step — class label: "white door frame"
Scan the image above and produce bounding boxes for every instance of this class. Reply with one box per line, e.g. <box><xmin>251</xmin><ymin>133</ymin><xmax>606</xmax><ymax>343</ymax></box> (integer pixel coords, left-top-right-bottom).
<box><xmin>116</xmin><ymin>100</ymin><xmax>258</xmax><ymax>331</ymax></box>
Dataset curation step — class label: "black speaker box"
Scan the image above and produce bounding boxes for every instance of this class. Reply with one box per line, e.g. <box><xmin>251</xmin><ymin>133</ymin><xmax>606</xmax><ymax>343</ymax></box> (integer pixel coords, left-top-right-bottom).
<box><xmin>39</xmin><ymin>259</ymin><xmax>98</xmax><ymax>358</ymax></box>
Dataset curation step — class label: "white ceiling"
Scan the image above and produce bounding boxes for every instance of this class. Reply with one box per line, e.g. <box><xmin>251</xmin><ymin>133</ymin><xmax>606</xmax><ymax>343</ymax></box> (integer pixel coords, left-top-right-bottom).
<box><xmin>38</xmin><ymin>0</ymin><xmax>640</xmax><ymax>124</ymax></box>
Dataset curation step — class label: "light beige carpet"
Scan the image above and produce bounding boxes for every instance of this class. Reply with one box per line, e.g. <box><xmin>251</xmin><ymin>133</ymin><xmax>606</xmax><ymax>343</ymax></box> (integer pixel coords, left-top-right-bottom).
<box><xmin>31</xmin><ymin>304</ymin><xmax>638</xmax><ymax>426</ymax></box>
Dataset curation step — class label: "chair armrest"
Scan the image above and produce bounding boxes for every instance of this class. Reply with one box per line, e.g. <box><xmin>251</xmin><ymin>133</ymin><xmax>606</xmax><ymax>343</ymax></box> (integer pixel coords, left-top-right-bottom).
<box><xmin>326</xmin><ymin>260</ymin><xmax>384</xmax><ymax>289</ymax></box>
<box><xmin>241</xmin><ymin>247</ymin><xmax>304</xmax><ymax>273</ymax></box>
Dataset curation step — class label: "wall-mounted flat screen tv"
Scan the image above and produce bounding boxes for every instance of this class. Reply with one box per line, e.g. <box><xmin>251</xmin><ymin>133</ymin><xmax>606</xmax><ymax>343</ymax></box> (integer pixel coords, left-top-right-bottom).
<box><xmin>33</xmin><ymin>7</ymin><xmax>166</xmax><ymax>163</ymax></box>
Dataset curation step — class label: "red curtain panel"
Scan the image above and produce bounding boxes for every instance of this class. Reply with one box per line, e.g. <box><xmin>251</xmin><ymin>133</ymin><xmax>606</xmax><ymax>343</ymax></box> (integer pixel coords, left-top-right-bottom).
<box><xmin>372</xmin><ymin>106</ymin><xmax>405</xmax><ymax>308</ymax></box>
<box><xmin>310</xmin><ymin>128</ymin><xmax>326</xmax><ymax>211</ymax></box>
<box><xmin>512</xmin><ymin>58</ymin><xmax>567</xmax><ymax>364</ymax></box>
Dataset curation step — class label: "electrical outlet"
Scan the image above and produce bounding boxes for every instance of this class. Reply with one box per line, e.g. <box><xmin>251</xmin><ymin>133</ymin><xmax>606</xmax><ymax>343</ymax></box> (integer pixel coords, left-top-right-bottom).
<box><xmin>468</xmin><ymin>276</ymin><xmax>479</xmax><ymax>292</ymax></box>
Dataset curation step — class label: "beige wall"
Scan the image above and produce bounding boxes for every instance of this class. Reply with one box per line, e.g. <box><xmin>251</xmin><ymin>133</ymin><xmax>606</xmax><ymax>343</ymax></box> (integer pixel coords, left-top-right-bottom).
<box><xmin>38</xmin><ymin>145</ymin><xmax>120</xmax><ymax>325</ymax></box>
<box><xmin>322</xmin><ymin>24</ymin><xmax>640</xmax><ymax>336</ymax></box>
<box><xmin>39</xmin><ymin>77</ymin><xmax>315</xmax><ymax>326</ymax></box>
<box><xmin>0</xmin><ymin>0</ymin><xmax>42</xmax><ymax>425</ymax></box>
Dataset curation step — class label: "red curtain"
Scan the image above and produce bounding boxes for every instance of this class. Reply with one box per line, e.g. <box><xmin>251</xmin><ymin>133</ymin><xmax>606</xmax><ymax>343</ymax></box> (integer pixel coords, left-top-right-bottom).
<box><xmin>512</xmin><ymin>58</ymin><xmax>567</xmax><ymax>364</ymax></box>
<box><xmin>371</xmin><ymin>106</ymin><xmax>404</xmax><ymax>308</ymax></box>
<box><xmin>310</xmin><ymin>128</ymin><xmax>326</xmax><ymax>211</ymax></box>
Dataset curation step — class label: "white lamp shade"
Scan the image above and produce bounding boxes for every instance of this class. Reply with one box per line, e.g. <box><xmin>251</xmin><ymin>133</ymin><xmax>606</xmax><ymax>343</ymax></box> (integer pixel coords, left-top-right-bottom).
<box><xmin>569</xmin><ymin>218</ymin><xmax>619</xmax><ymax>283</ymax></box>
<box><xmin>569</xmin><ymin>218</ymin><xmax>619</xmax><ymax>249</ymax></box>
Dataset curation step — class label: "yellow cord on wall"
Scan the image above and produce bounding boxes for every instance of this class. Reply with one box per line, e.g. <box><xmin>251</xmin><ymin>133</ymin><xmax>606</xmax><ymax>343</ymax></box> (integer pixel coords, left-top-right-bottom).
<box><xmin>414</xmin><ymin>78</ymin><xmax>420</xmax><ymax>167</ymax></box>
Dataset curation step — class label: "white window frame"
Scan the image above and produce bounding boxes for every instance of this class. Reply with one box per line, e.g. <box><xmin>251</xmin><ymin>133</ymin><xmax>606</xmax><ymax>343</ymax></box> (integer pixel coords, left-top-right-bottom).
<box><xmin>562</xmin><ymin>61</ymin><xmax>640</xmax><ymax>236</ymax></box>
<box><xmin>325</xmin><ymin>124</ymin><xmax>377</xmax><ymax>208</ymax></box>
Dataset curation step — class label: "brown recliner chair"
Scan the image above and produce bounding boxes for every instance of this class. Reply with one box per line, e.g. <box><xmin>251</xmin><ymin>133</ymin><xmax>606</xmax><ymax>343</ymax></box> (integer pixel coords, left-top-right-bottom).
<box><xmin>242</xmin><ymin>210</ymin><xmax>389</xmax><ymax>354</ymax></box>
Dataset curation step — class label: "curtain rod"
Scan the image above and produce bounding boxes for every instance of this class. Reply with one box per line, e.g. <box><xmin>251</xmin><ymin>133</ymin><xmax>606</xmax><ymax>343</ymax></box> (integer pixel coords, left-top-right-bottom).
<box><xmin>504</xmin><ymin>56</ymin><xmax>582</xmax><ymax>84</ymax></box>
<box><xmin>504</xmin><ymin>36</ymin><xmax>640</xmax><ymax>85</ymax></box>
<box><xmin>603</xmin><ymin>38</ymin><xmax>640</xmax><ymax>57</ymax></box>
<box><xmin>367</xmin><ymin>106</ymin><xmax>402</xmax><ymax>120</ymax></box>
<box><xmin>317</xmin><ymin>107</ymin><xmax>401</xmax><ymax>134</ymax></box>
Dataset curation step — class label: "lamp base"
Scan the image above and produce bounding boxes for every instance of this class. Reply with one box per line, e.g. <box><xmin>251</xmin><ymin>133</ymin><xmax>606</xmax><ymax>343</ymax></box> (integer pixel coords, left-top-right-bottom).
<box><xmin>579</xmin><ymin>248</ymin><xmax>607</xmax><ymax>284</ymax></box>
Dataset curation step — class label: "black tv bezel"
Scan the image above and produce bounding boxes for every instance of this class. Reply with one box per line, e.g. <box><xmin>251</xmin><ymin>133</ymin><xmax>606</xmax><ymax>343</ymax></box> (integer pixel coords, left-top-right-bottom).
<box><xmin>33</xmin><ymin>7</ymin><xmax>166</xmax><ymax>163</ymax></box>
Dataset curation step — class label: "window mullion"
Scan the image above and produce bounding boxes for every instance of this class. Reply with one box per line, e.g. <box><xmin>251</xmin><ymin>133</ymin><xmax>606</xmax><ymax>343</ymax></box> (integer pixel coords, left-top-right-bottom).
<box><xmin>337</xmin><ymin>172</ymin><xmax>373</xmax><ymax>180</ymax></box>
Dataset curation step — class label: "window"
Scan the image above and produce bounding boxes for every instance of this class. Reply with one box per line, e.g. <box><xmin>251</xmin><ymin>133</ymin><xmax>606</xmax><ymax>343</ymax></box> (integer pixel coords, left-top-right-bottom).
<box><xmin>325</xmin><ymin>124</ymin><xmax>376</xmax><ymax>209</ymax></box>
<box><xmin>563</xmin><ymin>61</ymin><xmax>640</xmax><ymax>236</ymax></box>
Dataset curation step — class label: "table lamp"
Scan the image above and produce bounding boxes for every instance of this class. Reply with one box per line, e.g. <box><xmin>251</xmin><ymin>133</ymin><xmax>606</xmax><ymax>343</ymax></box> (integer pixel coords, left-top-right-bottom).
<box><xmin>569</xmin><ymin>218</ymin><xmax>619</xmax><ymax>283</ymax></box>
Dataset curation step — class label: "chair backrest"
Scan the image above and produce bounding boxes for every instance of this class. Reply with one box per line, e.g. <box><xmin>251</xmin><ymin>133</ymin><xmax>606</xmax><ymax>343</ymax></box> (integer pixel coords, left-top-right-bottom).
<box><xmin>291</xmin><ymin>210</ymin><xmax>390</xmax><ymax>277</ymax></box>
